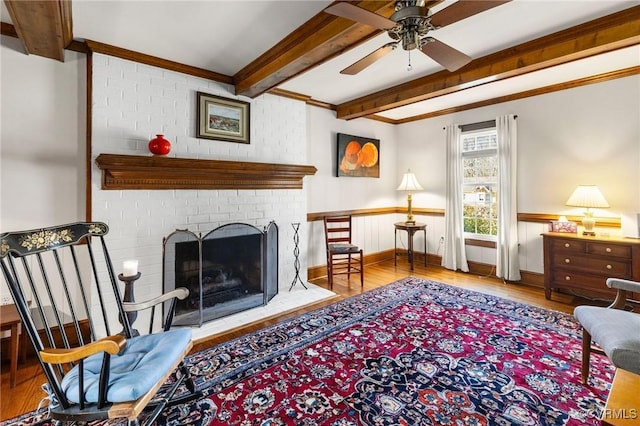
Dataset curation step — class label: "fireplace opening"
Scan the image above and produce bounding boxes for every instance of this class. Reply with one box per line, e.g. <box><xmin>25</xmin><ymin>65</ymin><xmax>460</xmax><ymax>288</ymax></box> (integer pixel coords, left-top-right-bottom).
<box><xmin>163</xmin><ymin>222</ymin><xmax>278</xmax><ymax>326</ymax></box>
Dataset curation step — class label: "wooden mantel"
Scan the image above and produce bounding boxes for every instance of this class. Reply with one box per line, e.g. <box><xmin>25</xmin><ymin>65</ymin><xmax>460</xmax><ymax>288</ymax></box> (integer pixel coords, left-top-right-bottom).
<box><xmin>95</xmin><ymin>154</ymin><xmax>317</xmax><ymax>190</ymax></box>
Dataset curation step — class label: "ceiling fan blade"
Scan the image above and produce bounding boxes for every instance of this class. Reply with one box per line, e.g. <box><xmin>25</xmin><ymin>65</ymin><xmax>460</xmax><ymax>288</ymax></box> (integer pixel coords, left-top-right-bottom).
<box><xmin>341</xmin><ymin>43</ymin><xmax>396</xmax><ymax>75</ymax></box>
<box><xmin>420</xmin><ymin>38</ymin><xmax>472</xmax><ymax>71</ymax></box>
<box><xmin>324</xmin><ymin>2</ymin><xmax>396</xmax><ymax>30</ymax></box>
<box><xmin>430</xmin><ymin>0</ymin><xmax>511</xmax><ymax>28</ymax></box>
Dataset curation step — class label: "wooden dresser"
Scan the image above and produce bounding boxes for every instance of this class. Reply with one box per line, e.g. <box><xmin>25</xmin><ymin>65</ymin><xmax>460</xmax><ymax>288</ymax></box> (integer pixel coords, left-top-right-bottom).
<box><xmin>542</xmin><ymin>233</ymin><xmax>640</xmax><ymax>301</ymax></box>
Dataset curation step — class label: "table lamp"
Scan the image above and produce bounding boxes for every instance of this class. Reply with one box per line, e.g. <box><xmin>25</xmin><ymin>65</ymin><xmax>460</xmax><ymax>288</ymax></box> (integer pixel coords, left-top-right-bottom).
<box><xmin>566</xmin><ymin>185</ymin><xmax>609</xmax><ymax>236</ymax></box>
<box><xmin>397</xmin><ymin>169</ymin><xmax>423</xmax><ymax>224</ymax></box>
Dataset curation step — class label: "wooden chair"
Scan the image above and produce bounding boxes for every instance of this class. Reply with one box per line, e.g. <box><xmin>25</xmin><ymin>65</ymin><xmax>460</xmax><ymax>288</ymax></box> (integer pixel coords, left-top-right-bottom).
<box><xmin>574</xmin><ymin>277</ymin><xmax>640</xmax><ymax>384</ymax></box>
<box><xmin>0</xmin><ymin>222</ymin><xmax>201</xmax><ymax>425</ymax></box>
<box><xmin>324</xmin><ymin>216</ymin><xmax>363</xmax><ymax>289</ymax></box>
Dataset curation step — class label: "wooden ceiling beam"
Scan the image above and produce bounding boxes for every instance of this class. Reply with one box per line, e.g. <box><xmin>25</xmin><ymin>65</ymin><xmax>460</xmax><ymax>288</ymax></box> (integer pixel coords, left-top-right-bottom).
<box><xmin>392</xmin><ymin>66</ymin><xmax>640</xmax><ymax>124</ymax></box>
<box><xmin>336</xmin><ymin>5</ymin><xmax>640</xmax><ymax>120</ymax></box>
<box><xmin>85</xmin><ymin>40</ymin><xmax>233</xmax><ymax>84</ymax></box>
<box><xmin>233</xmin><ymin>1</ymin><xmax>396</xmax><ymax>98</ymax></box>
<box><xmin>3</xmin><ymin>0</ymin><xmax>73</xmax><ymax>61</ymax></box>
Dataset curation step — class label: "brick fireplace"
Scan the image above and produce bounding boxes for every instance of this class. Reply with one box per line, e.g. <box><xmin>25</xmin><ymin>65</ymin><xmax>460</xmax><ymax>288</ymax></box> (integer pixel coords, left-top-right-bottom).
<box><xmin>92</xmin><ymin>153</ymin><xmax>316</xmax><ymax>330</ymax></box>
<box><xmin>89</xmin><ymin>53</ymin><xmax>320</xmax><ymax>335</ymax></box>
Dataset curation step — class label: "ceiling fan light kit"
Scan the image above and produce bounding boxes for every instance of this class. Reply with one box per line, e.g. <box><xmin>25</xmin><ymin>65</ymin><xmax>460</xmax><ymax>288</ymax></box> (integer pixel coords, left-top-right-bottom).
<box><xmin>325</xmin><ymin>0</ymin><xmax>510</xmax><ymax>74</ymax></box>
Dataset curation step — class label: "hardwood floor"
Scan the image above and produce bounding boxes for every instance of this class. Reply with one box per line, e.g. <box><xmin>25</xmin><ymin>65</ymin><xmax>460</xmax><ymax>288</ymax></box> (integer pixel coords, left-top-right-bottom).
<box><xmin>0</xmin><ymin>259</ymin><xmax>583</xmax><ymax>421</ymax></box>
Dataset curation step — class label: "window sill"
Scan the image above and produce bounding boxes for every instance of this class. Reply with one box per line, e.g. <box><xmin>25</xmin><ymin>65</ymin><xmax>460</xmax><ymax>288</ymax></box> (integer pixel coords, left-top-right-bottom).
<box><xmin>464</xmin><ymin>238</ymin><xmax>496</xmax><ymax>249</ymax></box>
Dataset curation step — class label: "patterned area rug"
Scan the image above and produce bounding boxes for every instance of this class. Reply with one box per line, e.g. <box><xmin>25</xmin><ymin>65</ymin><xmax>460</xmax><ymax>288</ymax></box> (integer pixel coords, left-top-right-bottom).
<box><xmin>4</xmin><ymin>278</ymin><xmax>613</xmax><ymax>425</ymax></box>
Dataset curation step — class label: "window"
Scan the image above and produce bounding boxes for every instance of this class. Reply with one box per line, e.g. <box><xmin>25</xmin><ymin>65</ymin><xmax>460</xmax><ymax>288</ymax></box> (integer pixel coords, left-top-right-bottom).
<box><xmin>461</xmin><ymin>128</ymin><xmax>498</xmax><ymax>239</ymax></box>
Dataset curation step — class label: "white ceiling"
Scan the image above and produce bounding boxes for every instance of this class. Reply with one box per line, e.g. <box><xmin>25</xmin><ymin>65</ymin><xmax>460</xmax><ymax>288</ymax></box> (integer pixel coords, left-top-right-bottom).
<box><xmin>3</xmin><ymin>0</ymin><xmax>639</xmax><ymax>121</ymax></box>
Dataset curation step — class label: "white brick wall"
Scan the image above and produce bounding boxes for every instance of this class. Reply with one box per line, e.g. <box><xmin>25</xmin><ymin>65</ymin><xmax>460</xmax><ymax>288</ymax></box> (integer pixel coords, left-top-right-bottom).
<box><xmin>91</xmin><ymin>54</ymin><xmax>310</xmax><ymax>329</ymax></box>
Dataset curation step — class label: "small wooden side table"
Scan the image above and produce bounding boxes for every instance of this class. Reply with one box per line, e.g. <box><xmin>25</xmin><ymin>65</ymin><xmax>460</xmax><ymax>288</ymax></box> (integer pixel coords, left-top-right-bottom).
<box><xmin>1</xmin><ymin>303</ymin><xmax>27</xmax><ymax>388</ymax></box>
<box><xmin>394</xmin><ymin>222</ymin><xmax>427</xmax><ymax>271</ymax></box>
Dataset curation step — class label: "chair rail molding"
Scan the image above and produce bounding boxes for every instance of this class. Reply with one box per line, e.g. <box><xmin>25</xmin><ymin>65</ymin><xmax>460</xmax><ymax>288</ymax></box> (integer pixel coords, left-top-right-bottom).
<box><xmin>307</xmin><ymin>209</ymin><xmax>620</xmax><ymax>228</ymax></box>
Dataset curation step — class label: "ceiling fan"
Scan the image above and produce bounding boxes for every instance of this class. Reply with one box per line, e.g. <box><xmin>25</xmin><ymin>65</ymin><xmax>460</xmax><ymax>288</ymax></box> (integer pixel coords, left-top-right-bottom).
<box><xmin>324</xmin><ymin>0</ymin><xmax>510</xmax><ymax>74</ymax></box>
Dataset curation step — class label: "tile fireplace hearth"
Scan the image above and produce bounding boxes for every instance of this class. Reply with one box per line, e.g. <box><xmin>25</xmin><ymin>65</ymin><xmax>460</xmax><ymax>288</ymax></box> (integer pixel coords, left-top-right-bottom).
<box><xmin>163</xmin><ymin>222</ymin><xmax>278</xmax><ymax>327</ymax></box>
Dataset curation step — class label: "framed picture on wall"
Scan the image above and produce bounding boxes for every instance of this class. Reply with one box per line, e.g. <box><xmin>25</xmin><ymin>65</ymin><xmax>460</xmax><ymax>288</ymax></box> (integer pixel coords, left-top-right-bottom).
<box><xmin>197</xmin><ymin>92</ymin><xmax>250</xmax><ymax>143</ymax></box>
<box><xmin>336</xmin><ymin>133</ymin><xmax>380</xmax><ymax>177</ymax></box>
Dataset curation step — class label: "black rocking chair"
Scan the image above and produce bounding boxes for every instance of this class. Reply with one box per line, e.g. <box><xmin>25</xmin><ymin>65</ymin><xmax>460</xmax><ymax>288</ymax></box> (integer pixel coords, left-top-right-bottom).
<box><xmin>0</xmin><ymin>222</ymin><xmax>201</xmax><ymax>425</ymax></box>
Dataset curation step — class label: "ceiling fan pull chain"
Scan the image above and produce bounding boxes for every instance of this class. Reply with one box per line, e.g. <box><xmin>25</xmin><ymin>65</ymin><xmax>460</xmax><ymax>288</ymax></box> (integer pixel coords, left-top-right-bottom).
<box><xmin>407</xmin><ymin>50</ymin><xmax>413</xmax><ymax>71</ymax></box>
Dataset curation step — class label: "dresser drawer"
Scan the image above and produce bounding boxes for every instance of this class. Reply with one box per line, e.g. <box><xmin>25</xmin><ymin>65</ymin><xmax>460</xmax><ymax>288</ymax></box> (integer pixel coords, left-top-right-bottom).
<box><xmin>550</xmin><ymin>269</ymin><xmax>617</xmax><ymax>296</ymax></box>
<box><xmin>551</xmin><ymin>238</ymin><xmax>586</xmax><ymax>254</ymax></box>
<box><xmin>551</xmin><ymin>254</ymin><xmax>631</xmax><ymax>276</ymax></box>
<box><xmin>551</xmin><ymin>269</ymin><xmax>613</xmax><ymax>289</ymax></box>
<box><xmin>587</xmin><ymin>242</ymin><xmax>632</xmax><ymax>259</ymax></box>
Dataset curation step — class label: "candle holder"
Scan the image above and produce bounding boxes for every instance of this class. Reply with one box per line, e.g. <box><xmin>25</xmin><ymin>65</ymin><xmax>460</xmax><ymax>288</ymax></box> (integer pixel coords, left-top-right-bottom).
<box><xmin>118</xmin><ymin>272</ymin><xmax>141</xmax><ymax>336</ymax></box>
<box><xmin>289</xmin><ymin>223</ymin><xmax>307</xmax><ymax>291</ymax></box>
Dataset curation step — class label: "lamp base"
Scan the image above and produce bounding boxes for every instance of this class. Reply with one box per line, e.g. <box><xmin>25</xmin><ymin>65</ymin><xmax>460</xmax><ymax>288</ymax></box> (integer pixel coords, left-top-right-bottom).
<box><xmin>582</xmin><ymin>212</ymin><xmax>596</xmax><ymax>237</ymax></box>
<box><xmin>405</xmin><ymin>194</ymin><xmax>415</xmax><ymax>225</ymax></box>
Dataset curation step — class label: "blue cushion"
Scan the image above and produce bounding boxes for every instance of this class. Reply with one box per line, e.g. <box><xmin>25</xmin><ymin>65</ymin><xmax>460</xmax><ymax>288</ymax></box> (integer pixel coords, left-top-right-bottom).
<box><xmin>574</xmin><ymin>306</ymin><xmax>640</xmax><ymax>375</ymax></box>
<box><xmin>61</xmin><ymin>328</ymin><xmax>192</xmax><ymax>404</ymax></box>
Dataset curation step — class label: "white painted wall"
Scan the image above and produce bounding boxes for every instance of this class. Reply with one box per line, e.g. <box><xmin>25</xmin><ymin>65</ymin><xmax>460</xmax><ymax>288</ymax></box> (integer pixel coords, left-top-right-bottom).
<box><xmin>304</xmin><ymin>107</ymin><xmax>449</xmax><ymax>268</ymax></box>
<box><xmin>305</xmin><ymin>107</ymin><xmax>402</xmax><ymax>266</ymax></box>
<box><xmin>1</xmin><ymin>35</ymin><xmax>87</xmax><ymax>303</ymax></box>
<box><xmin>0</xmin><ymin>36</ymin><xmax>86</xmax><ymax>231</ymax></box>
<box><xmin>305</xmin><ymin>107</ymin><xmax>398</xmax><ymax>212</ymax></box>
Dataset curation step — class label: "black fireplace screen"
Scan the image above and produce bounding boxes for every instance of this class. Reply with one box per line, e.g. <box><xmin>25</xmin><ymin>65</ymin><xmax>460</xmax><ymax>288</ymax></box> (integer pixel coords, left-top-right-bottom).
<box><xmin>163</xmin><ymin>222</ymin><xmax>278</xmax><ymax>326</ymax></box>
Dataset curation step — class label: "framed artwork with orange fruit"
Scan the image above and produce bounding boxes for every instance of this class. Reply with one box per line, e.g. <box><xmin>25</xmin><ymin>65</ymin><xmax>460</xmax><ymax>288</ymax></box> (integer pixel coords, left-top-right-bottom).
<box><xmin>336</xmin><ymin>133</ymin><xmax>380</xmax><ymax>178</ymax></box>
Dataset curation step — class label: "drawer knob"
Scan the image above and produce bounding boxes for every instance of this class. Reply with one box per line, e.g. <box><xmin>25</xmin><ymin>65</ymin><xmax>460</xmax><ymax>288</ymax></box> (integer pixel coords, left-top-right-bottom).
<box><xmin>606</xmin><ymin>247</ymin><xmax>612</xmax><ymax>253</ymax></box>
<box><xmin>606</xmin><ymin>264</ymin><xmax>612</xmax><ymax>270</ymax></box>
<box><xmin>564</xmin><ymin>243</ymin><xmax>570</xmax><ymax>248</ymax></box>
<box><xmin>565</xmin><ymin>275</ymin><xmax>571</xmax><ymax>281</ymax></box>
<box><xmin>564</xmin><ymin>258</ymin><xmax>571</xmax><ymax>264</ymax></box>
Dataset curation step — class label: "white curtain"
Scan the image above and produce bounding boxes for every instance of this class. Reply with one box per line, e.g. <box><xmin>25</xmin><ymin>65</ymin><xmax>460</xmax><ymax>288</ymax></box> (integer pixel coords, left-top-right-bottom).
<box><xmin>442</xmin><ymin>124</ymin><xmax>469</xmax><ymax>272</ymax></box>
<box><xmin>496</xmin><ymin>114</ymin><xmax>521</xmax><ymax>281</ymax></box>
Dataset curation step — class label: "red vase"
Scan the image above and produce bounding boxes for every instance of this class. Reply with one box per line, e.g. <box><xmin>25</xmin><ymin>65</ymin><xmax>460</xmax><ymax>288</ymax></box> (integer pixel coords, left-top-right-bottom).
<box><xmin>148</xmin><ymin>134</ymin><xmax>171</xmax><ymax>155</ymax></box>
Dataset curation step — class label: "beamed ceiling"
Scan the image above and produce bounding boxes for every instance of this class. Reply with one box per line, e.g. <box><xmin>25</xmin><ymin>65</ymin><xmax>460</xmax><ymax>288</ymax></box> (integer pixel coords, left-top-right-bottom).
<box><xmin>2</xmin><ymin>0</ymin><xmax>639</xmax><ymax>123</ymax></box>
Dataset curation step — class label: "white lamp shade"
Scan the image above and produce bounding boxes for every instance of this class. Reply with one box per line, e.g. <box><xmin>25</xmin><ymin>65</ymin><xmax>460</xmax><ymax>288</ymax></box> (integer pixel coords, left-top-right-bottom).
<box><xmin>566</xmin><ymin>185</ymin><xmax>609</xmax><ymax>208</ymax></box>
<box><xmin>397</xmin><ymin>170</ymin><xmax>423</xmax><ymax>192</ymax></box>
